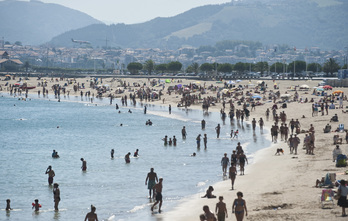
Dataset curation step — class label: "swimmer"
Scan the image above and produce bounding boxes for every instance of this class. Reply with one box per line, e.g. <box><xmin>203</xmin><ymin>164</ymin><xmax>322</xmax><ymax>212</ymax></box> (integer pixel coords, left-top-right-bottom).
<box><xmin>128</xmin><ymin>109</ymin><xmax>132</xmax><ymax>113</ymax></box>
<box><xmin>84</xmin><ymin>205</ymin><xmax>98</xmax><ymax>221</ymax></box>
<box><xmin>81</xmin><ymin>158</ymin><xmax>87</xmax><ymax>171</ymax></box>
<box><xmin>191</xmin><ymin>152</ymin><xmax>196</xmax><ymax>157</ymax></box>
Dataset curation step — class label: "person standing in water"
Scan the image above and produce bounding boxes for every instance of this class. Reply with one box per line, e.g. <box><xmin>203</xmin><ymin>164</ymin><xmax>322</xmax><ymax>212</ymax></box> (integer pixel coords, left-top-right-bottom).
<box><xmin>182</xmin><ymin>126</ymin><xmax>187</xmax><ymax>139</ymax></box>
<box><xmin>53</xmin><ymin>183</ymin><xmax>60</xmax><ymax>211</ymax></box>
<box><xmin>196</xmin><ymin>134</ymin><xmax>201</xmax><ymax>149</ymax></box>
<box><xmin>203</xmin><ymin>134</ymin><xmax>208</xmax><ymax>149</ymax></box>
<box><xmin>81</xmin><ymin>158</ymin><xmax>87</xmax><ymax>171</ymax></box>
<box><xmin>221</xmin><ymin>153</ymin><xmax>229</xmax><ymax>175</ymax></box>
<box><xmin>111</xmin><ymin>149</ymin><xmax>114</xmax><ymax>158</ymax></box>
<box><xmin>45</xmin><ymin>166</ymin><xmax>55</xmax><ymax>185</ymax></box>
<box><xmin>215</xmin><ymin>124</ymin><xmax>221</xmax><ymax>138</ymax></box>
<box><xmin>151</xmin><ymin>178</ymin><xmax>163</xmax><ymax>213</ymax></box>
<box><xmin>201</xmin><ymin>119</ymin><xmax>206</xmax><ymax>129</ymax></box>
<box><xmin>169</xmin><ymin>104</ymin><xmax>171</xmax><ymax>114</ymax></box>
<box><xmin>145</xmin><ymin>168</ymin><xmax>158</xmax><ymax>199</ymax></box>
<box><xmin>84</xmin><ymin>205</ymin><xmax>98</xmax><ymax>221</ymax></box>
<box><xmin>125</xmin><ymin>152</ymin><xmax>131</xmax><ymax>163</ymax></box>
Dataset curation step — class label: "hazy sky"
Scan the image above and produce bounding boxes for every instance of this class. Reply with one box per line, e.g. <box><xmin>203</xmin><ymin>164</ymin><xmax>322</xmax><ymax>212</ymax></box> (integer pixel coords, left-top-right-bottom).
<box><xmin>38</xmin><ymin>0</ymin><xmax>230</xmax><ymax>24</ymax></box>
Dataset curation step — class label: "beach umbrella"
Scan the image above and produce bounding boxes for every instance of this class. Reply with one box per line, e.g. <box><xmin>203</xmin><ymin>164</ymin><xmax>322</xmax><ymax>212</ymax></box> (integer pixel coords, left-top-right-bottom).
<box><xmin>195</xmin><ymin>81</ymin><xmax>201</xmax><ymax>84</ymax></box>
<box><xmin>177</xmin><ymin>84</ymin><xmax>182</xmax><ymax>89</ymax></box>
<box><xmin>236</xmin><ymin>80</ymin><xmax>242</xmax><ymax>83</ymax></box>
<box><xmin>333</xmin><ymin>90</ymin><xmax>343</xmax><ymax>95</ymax></box>
<box><xmin>165</xmin><ymin>79</ymin><xmax>171</xmax><ymax>83</ymax></box>
<box><xmin>216</xmin><ymin>81</ymin><xmax>223</xmax><ymax>84</ymax></box>
<box><xmin>227</xmin><ymin>80</ymin><xmax>236</xmax><ymax>85</ymax></box>
<box><xmin>316</xmin><ymin>88</ymin><xmax>324</xmax><ymax>91</ymax></box>
<box><xmin>5</xmin><ymin>74</ymin><xmax>11</xmax><ymax>77</ymax></box>
<box><xmin>300</xmin><ymin>84</ymin><xmax>309</xmax><ymax>89</ymax></box>
<box><xmin>104</xmin><ymin>84</ymin><xmax>109</xmax><ymax>87</ymax></box>
<box><xmin>257</xmin><ymin>80</ymin><xmax>263</xmax><ymax>84</ymax></box>
<box><xmin>323</xmin><ymin>85</ymin><xmax>332</xmax><ymax>90</ymax></box>
<box><xmin>252</xmin><ymin>95</ymin><xmax>262</xmax><ymax>99</ymax></box>
<box><xmin>184</xmin><ymin>87</ymin><xmax>190</xmax><ymax>91</ymax></box>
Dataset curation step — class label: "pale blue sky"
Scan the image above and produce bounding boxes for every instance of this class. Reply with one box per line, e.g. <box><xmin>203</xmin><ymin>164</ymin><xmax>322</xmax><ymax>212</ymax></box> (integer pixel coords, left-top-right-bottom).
<box><xmin>40</xmin><ymin>0</ymin><xmax>230</xmax><ymax>24</ymax></box>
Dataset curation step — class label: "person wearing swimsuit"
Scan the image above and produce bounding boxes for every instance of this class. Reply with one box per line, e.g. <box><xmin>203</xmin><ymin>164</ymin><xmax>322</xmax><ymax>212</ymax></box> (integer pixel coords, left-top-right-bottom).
<box><xmin>232</xmin><ymin>192</ymin><xmax>247</xmax><ymax>221</ymax></box>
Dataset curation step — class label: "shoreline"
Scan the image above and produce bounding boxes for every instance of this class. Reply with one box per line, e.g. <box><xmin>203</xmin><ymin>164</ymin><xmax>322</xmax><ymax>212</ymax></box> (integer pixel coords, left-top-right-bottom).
<box><xmin>1</xmin><ymin>77</ymin><xmax>348</xmax><ymax>221</ymax></box>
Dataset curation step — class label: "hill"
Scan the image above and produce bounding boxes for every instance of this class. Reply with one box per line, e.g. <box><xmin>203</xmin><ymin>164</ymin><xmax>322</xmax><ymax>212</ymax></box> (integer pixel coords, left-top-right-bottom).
<box><xmin>48</xmin><ymin>0</ymin><xmax>347</xmax><ymax>50</ymax></box>
<box><xmin>0</xmin><ymin>0</ymin><xmax>102</xmax><ymax>45</ymax></box>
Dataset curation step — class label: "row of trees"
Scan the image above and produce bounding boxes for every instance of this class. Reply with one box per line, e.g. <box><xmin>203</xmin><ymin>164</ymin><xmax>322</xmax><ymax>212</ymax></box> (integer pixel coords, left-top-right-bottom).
<box><xmin>126</xmin><ymin>58</ymin><xmax>345</xmax><ymax>76</ymax></box>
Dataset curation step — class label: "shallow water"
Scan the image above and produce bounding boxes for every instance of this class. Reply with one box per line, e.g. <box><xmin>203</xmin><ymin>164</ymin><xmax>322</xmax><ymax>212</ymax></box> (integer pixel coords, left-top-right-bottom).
<box><xmin>0</xmin><ymin>93</ymin><xmax>270</xmax><ymax>221</ymax></box>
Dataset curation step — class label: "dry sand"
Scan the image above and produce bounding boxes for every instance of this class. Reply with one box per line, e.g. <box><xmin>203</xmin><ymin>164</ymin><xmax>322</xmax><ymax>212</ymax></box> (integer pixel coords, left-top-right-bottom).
<box><xmin>1</xmin><ymin>76</ymin><xmax>348</xmax><ymax>221</ymax></box>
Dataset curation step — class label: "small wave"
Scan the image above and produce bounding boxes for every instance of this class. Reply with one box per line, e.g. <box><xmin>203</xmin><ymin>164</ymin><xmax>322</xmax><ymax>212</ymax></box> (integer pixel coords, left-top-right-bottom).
<box><xmin>127</xmin><ymin>203</ymin><xmax>150</xmax><ymax>213</ymax></box>
<box><xmin>15</xmin><ymin>118</ymin><xmax>27</xmax><ymax>121</ymax></box>
<box><xmin>196</xmin><ymin>181</ymin><xmax>206</xmax><ymax>187</ymax></box>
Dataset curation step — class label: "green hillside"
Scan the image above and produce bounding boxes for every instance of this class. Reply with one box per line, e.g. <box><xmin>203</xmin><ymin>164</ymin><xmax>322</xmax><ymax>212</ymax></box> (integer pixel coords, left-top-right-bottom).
<box><xmin>49</xmin><ymin>0</ymin><xmax>348</xmax><ymax>50</ymax></box>
<box><xmin>0</xmin><ymin>0</ymin><xmax>102</xmax><ymax>45</ymax></box>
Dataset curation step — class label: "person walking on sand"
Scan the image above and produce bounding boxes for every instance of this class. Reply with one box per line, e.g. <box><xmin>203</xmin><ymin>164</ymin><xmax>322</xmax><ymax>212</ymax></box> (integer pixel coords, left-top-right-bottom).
<box><xmin>145</xmin><ymin>168</ymin><xmax>158</xmax><ymax>199</ymax></box>
<box><xmin>203</xmin><ymin>205</ymin><xmax>217</xmax><ymax>221</ymax></box>
<box><xmin>81</xmin><ymin>158</ymin><xmax>87</xmax><ymax>171</ymax></box>
<box><xmin>232</xmin><ymin>192</ymin><xmax>247</xmax><ymax>221</ymax></box>
<box><xmin>337</xmin><ymin>180</ymin><xmax>348</xmax><ymax>217</ymax></box>
<box><xmin>221</xmin><ymin>153</ymin><xmax>229</xmax><ymax>175</ymax></box>
<box><xmin>151</xmin><ymin>178</ymin><xmax>163</xmax><ymax>213</ymax></box>
<box><xmin>53</xmin><ymin>183</ymin><xmax>60</xmax><ymax>211</ymax></box>
<box><xmin>229</xmin><ymin>163</ymin><xmax>237</xmax><ymax>190</ymax></box>
<box><xmin>84</xmin><ymin>205</ymin><xmax>98</xmax><ymax>221</ymax></box>
<box><xmin>215</xmin><ymin>124</ymin><xmax>221</xmax><ymax>138</ymax></box>
<box><xmin>45</xmin><ymin>165</ymin><xmax>55</xmax><ymax>185</ymax></box>
<box><xmin>215</xmin><ymin>196</ymin><xmax>228</xmax><ymax>221</ymax></box>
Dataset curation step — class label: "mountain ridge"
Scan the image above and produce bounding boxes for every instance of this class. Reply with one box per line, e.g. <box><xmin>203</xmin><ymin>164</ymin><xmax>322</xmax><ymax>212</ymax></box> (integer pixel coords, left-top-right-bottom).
<box><xmin>49</xmin><ymin>0</ymin><xmax>348</xmax><ymax>50</ymax></box>
<box><xmin>0</xmin><ymin>0</ymin><xmax>102</xmax><ymax>45</ymax></box>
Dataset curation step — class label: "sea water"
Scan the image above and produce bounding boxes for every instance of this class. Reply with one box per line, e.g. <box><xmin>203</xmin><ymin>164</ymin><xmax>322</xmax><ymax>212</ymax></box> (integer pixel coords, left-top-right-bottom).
<box><xmin>0</xmin><ymin>93</ymin><xmax>270</xmax><ymax>221</ymax></box>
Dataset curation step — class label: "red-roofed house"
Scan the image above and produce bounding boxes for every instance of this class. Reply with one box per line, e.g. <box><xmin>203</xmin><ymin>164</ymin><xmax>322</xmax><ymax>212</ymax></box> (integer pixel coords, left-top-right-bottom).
<box><xmin>0</xmin><ymin>51</ymin><xmax>23</xmax><ymax>70</ymax></box>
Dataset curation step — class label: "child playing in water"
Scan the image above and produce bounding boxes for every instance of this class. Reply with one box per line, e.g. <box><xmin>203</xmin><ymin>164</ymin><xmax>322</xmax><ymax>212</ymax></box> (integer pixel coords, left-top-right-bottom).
<box><xmin>32</xmin><ymin>199</ymin><xmax>41</xmax><ymax>211</ymax></box>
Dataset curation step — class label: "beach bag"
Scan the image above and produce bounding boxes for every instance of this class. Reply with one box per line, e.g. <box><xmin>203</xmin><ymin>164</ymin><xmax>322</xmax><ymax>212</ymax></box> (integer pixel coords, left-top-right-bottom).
<box><xmin>336</xmin><ymin>154</ymin><xmax>347</xmax><ymax>167</ymax></box>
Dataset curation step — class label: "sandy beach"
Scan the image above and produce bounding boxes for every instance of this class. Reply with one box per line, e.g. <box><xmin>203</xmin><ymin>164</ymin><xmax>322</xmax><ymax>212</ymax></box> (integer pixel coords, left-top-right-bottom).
<box><xmin>1</xmin><ymin>75</ymin><xmax>348</xmax><ymax>221</ymax></box>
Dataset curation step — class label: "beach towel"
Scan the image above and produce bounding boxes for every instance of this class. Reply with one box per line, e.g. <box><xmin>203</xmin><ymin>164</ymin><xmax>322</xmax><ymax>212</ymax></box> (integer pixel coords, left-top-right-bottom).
<box><xmin>336</xmin><ymin>154</ymin><xmax>347</xmax><ymax>167</ymax></box>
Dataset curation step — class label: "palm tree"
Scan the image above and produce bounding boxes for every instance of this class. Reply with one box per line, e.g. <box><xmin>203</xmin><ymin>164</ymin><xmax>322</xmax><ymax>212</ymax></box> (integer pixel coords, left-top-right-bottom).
<box><xmin>323</xmin><ymin>58</ymin><xmax>340</xmax><ymax>76</ymax></box>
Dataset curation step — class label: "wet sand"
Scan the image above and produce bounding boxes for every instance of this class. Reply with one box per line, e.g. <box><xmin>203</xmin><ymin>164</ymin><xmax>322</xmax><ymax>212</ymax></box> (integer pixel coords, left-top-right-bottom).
<box><xmin>1</xmin><ymin>76</ymin><xmax>348</xmax><ymax>220</ymax></box>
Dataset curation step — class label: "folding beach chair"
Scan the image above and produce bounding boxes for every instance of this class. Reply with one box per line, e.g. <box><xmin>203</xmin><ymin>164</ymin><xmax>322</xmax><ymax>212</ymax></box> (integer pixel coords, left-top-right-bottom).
<box><xmin>320</xmin><ymin>189</ymin><xmax>334</xmax><ymax>208</ymax></box>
